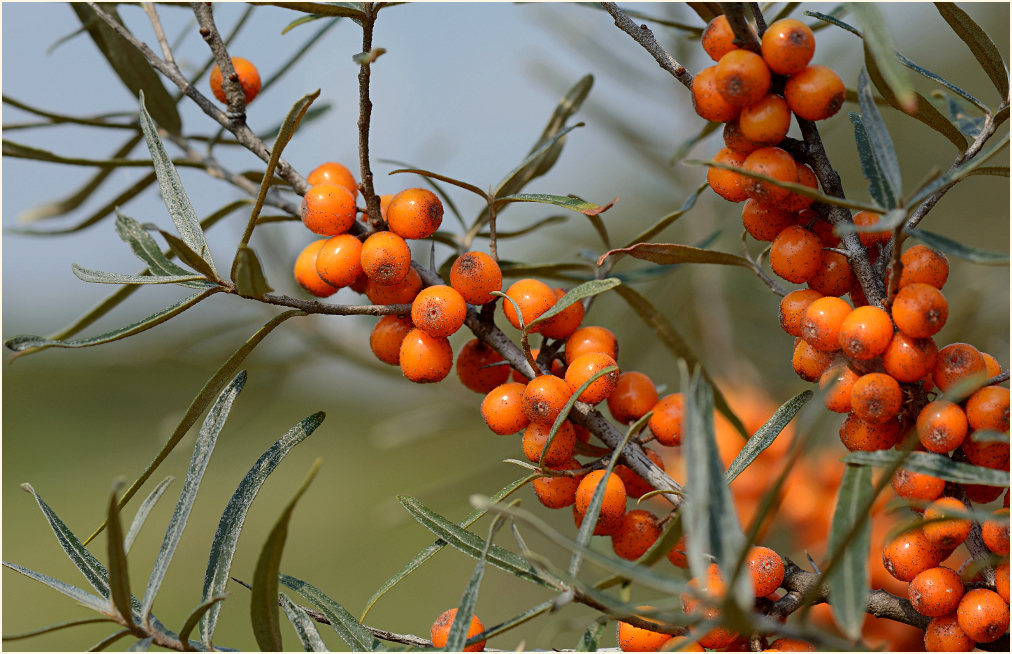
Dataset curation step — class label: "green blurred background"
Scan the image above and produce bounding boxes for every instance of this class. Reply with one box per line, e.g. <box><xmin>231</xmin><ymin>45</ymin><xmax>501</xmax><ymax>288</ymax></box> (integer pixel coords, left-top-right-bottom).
<box><xmin>3</xmin><ymin>2</ymin><xmax>1008</xmax><ymax>651</ymax></box>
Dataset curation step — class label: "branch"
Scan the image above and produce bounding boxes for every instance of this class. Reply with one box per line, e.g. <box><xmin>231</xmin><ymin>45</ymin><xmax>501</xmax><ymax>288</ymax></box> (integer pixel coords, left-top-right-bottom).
<box><xmin>600</xmin><ymin>2</ymin><xmax>694</xmax><ymax>89</ymax></box>
<box><xmin>719</xmin><ymin>3</ymin><xmax>761</xmax><ymax>52</ymax></box>
<box><xmin>357</xmin><ymin>3</ymin><xmax>384</xmax><ymax>230</ymax></box>
<box><xmin>217</xmin><ymin>282</ymin><xmax>412</xmax><ymax>316</ymax></box>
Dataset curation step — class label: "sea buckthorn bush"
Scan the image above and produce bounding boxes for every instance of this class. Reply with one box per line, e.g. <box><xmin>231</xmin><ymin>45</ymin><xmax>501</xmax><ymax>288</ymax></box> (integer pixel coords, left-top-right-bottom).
<box><xmin>1</xmin><ymin>3</ymin><xmax>1009</xmax><ymax>652</ymax></box>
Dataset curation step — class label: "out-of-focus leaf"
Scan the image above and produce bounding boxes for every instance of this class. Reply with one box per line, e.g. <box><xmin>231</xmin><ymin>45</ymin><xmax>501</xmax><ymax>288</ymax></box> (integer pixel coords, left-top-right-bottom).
<box><xmin>826</xmin><ymin>464</ymin><xmax>872</xmax><ymax>640</ymax></box>
<box><xmin>599</xmin><ymin>242</ymin><xmax>753</xmax><ymax>269</ymax></box>
<box><xmin>178</xmin><ymin>597</ymin><xmax>226</xmax><ymax>652</ymax></box>
<box><xmin>623</xmin><ymin>182</ymin><xmax>709</xmax><ymax>251</ymax></box>
<box><xmin>686</xmin><ymin>3</ymin><xmax>722</xmax><ymax>23</ymax></box>
<box><xmin>843</xmin><ymin>450</ymin><xmax>1010</xmax><ymax>487</ymax></box>
<box><xmin>770</xmin><ymin>2</ymin><xmax>802</xmax><ymax>24</ymax></box>
<box><xmin>2</xmin><ymin>618</ymin><xmax>116</xmax><ymax>642</ymax></box>
<box><xmin>478</xmin><ymin>215</ymin><xmax>568</xmax><ymax>239</ymax></box>
<box><xmin>576</xmin><ymin>618</ymin><xmax>607</xmax><ymax>652</ymax></box>
<box><xmin>201</xmin><ymin>412</ymin><xmax>324</xmax><ymax>647</ymax></box>
<box><xmin>725</xmin><ymin>390</ymin><xmax>812</xmax><ymax>483</ymax></box>
<box><xmin>493</xmin><ymin>193</ymin><xmax>616</xmax><ymax>216</ymax></box>
<box><xmin>525</xmin><ymin>278</ymin><xmax>621</xmax><ymax>333</ymax></box>
<box><xmin>848</xmin><ymin>4</ymin><xmax>916</xmax><ymax>113</ymax></box>
<box><xmin>497</xmin><ymin>261</ymin><xmax>593</xmax><ymax>280</ymax></box>
<box><xmin>106</xmin><ymin>486</ymin><xmax>135</xmax><ymax>628</ymax></box>
<box><xmin>281</xmin><ymin>13</ymin><xmax>324</xmax><ymax>34</ymax></box>
<box><xmin>902</xmin><ymin>53</ymin><xmax>988</xmax><ymax>113</ymax></box>
<box><xmin>280</xmin><ymin>574</ymin><xmax>383</xmax><ymax>651</ymax></box>
<box><xmin>577</xmin><ymin>2</ymin><xmax>703</xmax><ymax>33</ymax></box>
<box><xmin>937</xmin><ymin>94</ymin><xmax>987</xmax><ymax>137</ymax></box>
<box><xmin>906</xmin><ymin>131</ymin><xmax>1009</xmax><ymax>205</ymax></box>
<box><xmin>804</xmin><ymin>10</ymin><xmax>861</xmax><ymax>36</ymax></box>
<box><xmin>971</xmin><ymin>430</ymin><xmax>1010</xmax><ymax>444</ymax></box>
<box><xmin>1</xmin><ymin>140</ymin><xmax>196</xmax><ymax>167</ymax></box>
<box><xmin>280</xmin><ymin>593</ymin><xmax>328</xmax><ymax>651</ymax></box>
<box><xmin>126</xmin><ymin>636</ymin><xmax>152</xmax><ymax>651</ymax></box>
<box><xmin>935</xmin><ymin>3</ymin><xmax>1009</xmax><ymax>99</ymax></box>
<box><xmin>71</xmin><ymin>264</ymin><xmax>205</xmax><ymax>286</ymax></box>
<box><xmin>904</xmin><ymin>227</ymin><xmax>1009</xmax><ymax>265</ymax></box>
<box><xmin>1</xmin><ymin>561</ymin><xmax>107</xmax><ymax>613</ymax></box>
<box><xmin>88</xmin><ymin>630</ymin><xmax>131</xmax><ymax>652</ymax></box>
<box><xmin>71</xmin><ymin>5</ymin><xmax>181</xmax><ymax>134</ymax></box>
<box><xmin>670</xmin><ymin>121</ymin><xmax>721</xmax><ymax>165</ymax></box>
<box><xmin>388</xmin><ymin>167</ymin><xmax>488</xmax><ymax>200</ymax></box>
<box><xmin>494</xmin><ymin>123</ymin><xmax>584</xmax><ymax>200</ymax></box>
<box><xmin>855</xmin><ymin>68</ymin><xmax>902</xmax><ymax>204</ymax></box>
<box><xmin>446</xmin><ymin>517</ymin><xmax>505</xmax><ymax>652</ymax></box>
<box><xmin>848</xmin><ymin>113</ymin><xmax>896</xmax><ymax>210</ymax></box>
<box><xmin>463</xmin><ymin>599</ymin><xmax>553</xmax><ymax>648</ymax></box>
<box><xmin>232</xmin><ymin>246</ymin><xmax>274</xmax><ymax>298</ymax></box>
<box><xmin>252</xmin><ymin>2</ymin><xmax>366</xmax><ymax>20</ymax></box>
<box><xmin>251</xmin><ymin>459</ymin><xmax>321</xmax><ymax>652</ymax></box>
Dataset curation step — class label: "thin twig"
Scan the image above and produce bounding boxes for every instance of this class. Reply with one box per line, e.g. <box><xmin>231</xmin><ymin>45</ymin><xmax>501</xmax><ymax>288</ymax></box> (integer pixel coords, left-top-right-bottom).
<box><xmin>143</xmin><ymin>3</ymin><xmax>175</xmax><ymax>65</ymax></box>
<box><xmin>749</xmin><ymin>3</ymin><xmax>767</xmax><ymax>36</ymax></box>
<box><xmin>600</xmin><ymin>3</ymin><xmax>693</xmax><ymax>89</ymax></box>
<box><xmin>357</xmin><ymin>3</ymin><xmax>384</xmax><ymax>230</ymax></box>
<box><xmin>217</xmin><ymin>282</ymin><xmax>411</xmax><ymax>316</ymax></box>
<box><xmin>192</xmin><ymin>2</ymin><xmax>246</xmax><ymax>118</ymax></box>
<box><xmin>720</xmin><ymin>3</ymin><xmax>761</xmax><ymax>52</ymax></box>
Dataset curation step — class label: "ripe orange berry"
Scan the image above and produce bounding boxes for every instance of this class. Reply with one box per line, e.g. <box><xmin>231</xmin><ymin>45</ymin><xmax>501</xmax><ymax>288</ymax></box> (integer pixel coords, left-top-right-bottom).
<box><xmin>838</xmin><ymin>305</ymin><xmax>893</xmax><ymax>360</ymax></box>
<box><xmin>565</xmin><ymin>326</ymin><xmax>619</xmax><ymax>366</ymax></box>
<box><xmin>892</xmin><ymin>467</ymin><xmax>946</xmax><ymax>503</ymax></box>
<box><xmin>662</xmin><ymin>636</ymin><xmax>704</xmax><ymax>652</ymax></box>
<box><xmin>411</xmin><ymin>285</ymin><xmax>466</xmax><ymax>338</ymax></box>
<box><xmin>923</xmin><ymin>497</ymin><xmax>972</xmax><ymax>550</ymax></box>
<box><xmin>455</xmin><ymin>339</ymin><xmax>509</xmax><ymax>393</ymax></box>
<box><xmin>784</xmin><ymin>65</ymin><xmax>845</xmax><ymax>121</ymax></box>
<box><xmin>900</xmin><ymin>245</ymin><xmax>949</xmax><ymax>289</ymax></box>
<box><xmin>365</xmin><ymin>267</ymin><xmax>422</xmax><ymax>305</ymax></box>
<box><xmin>523</xmin><ymin>420</ymin><xmax>576</xmax><ymax>467</ymax></box>
<box><xmin>360</xmin><ymin>231</ymin><xmax>412</xmax><ymax>286</ymax></box>
<box><xmin>882</xmin><ymin>527</ymin><xmax>943</xmax><ymax>582</ymax></box>
<box><xmin>994</xmin><ymin>561</ymin><xmax>1010</xmax><ymax>604</ymax></box>
<box><xmin>539</xmin><ymin>287</ymin><xmax>586</xmax><ymax>340</ymax></box>
<box><xmin>608</xmin><ymin>371</ymin><xmax>659</xmax><ymax>425</ymax></box>
<box><xmin>715</xmin><ymin>49</ymin><xmax>772</xmax><ymax>107</ymax></box>
<box><xmin>431</xmin><ymin>607</ymin><xmax>485</xmax><ymax>652</ymax></box>
<box><xmin>209</xmin><ymin>57</ymin><xmax>261</xmax><ymax>105</ymax></box>
<box><xmin>882</xmin><ymin>331</ymin><xmax>938</xmax><ymax>383</ymax></box>
<box><xmin>502</xmin><ymin>278</ymin><xmax>555</xmax><ymax>331</ymax></box>
<box><xmin>745</xmin><ymin>546</ymin><xmax>785</xmax><ymax>597</ymax></box>
<box><xmin>964</xmin><ymin>483</ymin><xmax>1006</xmax><ymax>504</ymax></box>
<box><xmin>839</xmin><ymin>413</ymin><xmax>901</xmax><ymax>451</ymax></box>
<box><xmin>742</xmin><ymin>146</ymin><xmax>798</xmax><ymax>208</ymax></box>
<box><xmin>792</xmin><ymin>338</ymin><xmax>835</xmax><ymax>382</ymax></box>
<box><xmin>564</xmin><ymin>352</ymin><xmax>618</xmax><ymax>405</ymax></box>
<box><xmin>667</xmin><ymin>534</ymin><xmax>688</xmax><ymax>569</ymax></box>
<box><xmin>760</xmin><ymin>19</ymin><xmax>815</xmax><ymax>75</ymax></box>
<box><xmin>917</xmin><ymin>401</ymin><xmax>969</xmax><ymax>453</ymax></box>
<box><xmin>923</xmin><ymin>613</ymin><xmax>974</xmax><ymax>651</ymax></box>
<box><xmin>399</xmin><ymin>328</ymin><xmax>452</xmax><ymax>383</ymax></box>
<box><xmin>739</xmin><ymin>95</ymin><xmax>791</xmax><ymax>146</ymax></box>
<box><xmin>574</xmin><ymin>470</ymin><xmax>627</xmax><ymax>536</ymax></box>
<box><xmin>691</xmin><ymin>66</ymin><xmax>742</xmax><ymax>123</ymax></box>
<box><xmin>933</xmin><ymin>343</ymin><xmax>987</xmax><ymax>396</ymax></box>
<box><xmin>778</xmin><ymin>289</ymin><xmax>823</xmax><ymax>337</ymax></box>
<box><xmin>981</xmin><ymin>508</ymin><xmax>1010</xmax><ymax>555</ymax></box>
<box><xmin>532</xmin><ymin>458</ymin><xmax>583</xmax><ymax>509</ymax></box>
<box><xmin>981</xmin><ymin>352</ymin><xmax>1003</xmax><ymax>379</ymax></box>
<box><xmin>701</xmin><ymin>14</ymin><xmax>744</xmax><ymax>62</ymax></box>
<box><xmin>449</xmin><ymin>251</ymin><xmax>502</xmax><ymax>305</ymax></box>
<box><xmin>770</xmin><ymin>225</ymin><xmax>822</xmax><ymax>284</ymax></box>
<box><xmin>850</xmin><ymin>372</ymin><xmax>903</xmax><ymax>424</ymax></box>
<box><xmin>741</xmin><ymin>199</ymin><xmax>796</xmax><ymax>242</ymax></box>
<box><xmin>819</xmin><ymin>363</ymin><xmax>858</xmax><ymax>413</ymax></box>
<box><xmin>614</xmin><ymin>447</ymin><xmax>665</xmax><ymax>499</ymax></box>
<box><xmin>386</xmin><ymin>188</ymin><xmax>443</xmax><ymax>240</ymax></box>
<box><xmin>611</xmin><ymin>510</ymin><xmax>662</xmax><ymax>561</ymax></box>
<box><xmin>892</xmin><ymin>282</ymin><xmax>949</xmax><ymax>339</ymax></box>
<box><xmin>649</xmin><ymin>393</ymin><xmax>686</xmax><ymax>446</ymax></box>
<box><xmin>851</xmin><ymin>210</ymin><xmax>891</xmax><ymax>248</ymax></box>
<box><xmin>723</xmin><ymin>118</ymin><xmax>762</xmax><ymax>155</ymax></box>
<box><xmin>965</xmin><ymin>385</ymin><xmax>1010</xmax><ymax>432</ymax></box>
<box><xmin>616</xmin><ymin>612</ymin><xmax>673</xmax><ymax>652</ymax></box>
<box><xmin>956</xmin><ymin>588</ymin><xmax>1009</xmax><ymax>643</ymax></box>
<box><xmin>780</xmin><ymin>162</ymin><xmax>818</xmax><ymax>213</ymax></box>
<box><xmin>522</xmin><ymin>374</ymin><xmax>573</xmax><ymax>425</ymax></box>
<box><xmin>481</xmin><ymin>382</ymin><xmax>529</xmax><ymax>435</ymax></box>
<box><xmin>369</xmin><ymin>314</ymin><xmax>413</xmax><ymax>366</ymax></box>
<box><xmin>909</xmin><ymin>566</ymin><xmax>965</xmax><ymax>617</ymax></box>
<box><xmin>315</xmin><ymin>233</ymin><xmax>364</xmax><ymax>288</ymax></box>
<box><xmin>301</xmin><ymin>184</ymin><xmax>357</xmax><ymax>236</ymax></box>
<box><xmin>801</xmin><ymin>296</ymin><xmax>852</xmax><ymax>352</ymax></box>
<box><xmin>807</xmin><ymin>250</ymin><xmax>854</xmax><ymax>297</ymax></box>
<box><xmin>293</xmin><ymin>239</ymin><xmax>339</xmax><ymax>297</ymax></box>
<box><xmin>306</xmin><ymin>162</ymin><xmax>358</xmax><ymax>199</ymax></box>
<box><xmin>707</xmin><ymin>147</ymin><xmax>749</xmax><ymax>203</ymax></box>
<box><xmin>767</xmin><ymin>637</ymin><xmax>815</xmax><ymax>651</ymax></box>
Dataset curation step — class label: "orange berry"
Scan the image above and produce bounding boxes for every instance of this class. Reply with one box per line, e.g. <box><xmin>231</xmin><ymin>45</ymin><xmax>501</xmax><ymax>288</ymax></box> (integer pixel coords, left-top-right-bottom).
<box><xmin>917</xmin><ymin>401</ymin><xmax>969</xmax><ymax>453</ymax></box>
<box><xmin>723</xmin><ymin>118</ymin><xmax>762</xmax><ymax>155</ymax></box>
<box><xmin>850</xmin><ymin>372</ymin><xmax>902</xmax><ymax>424</ymax></box>
<box><xmin>807</xmin><ymin>212</ymin><xmax>839</xmax><ymax>247</ymax></box>
<box><xmin>933</xmin><ymin>343</ymin><xmax>987</xmax><ymax>396</ymax></box>
<box><xmin>431</xmin><ymin>607</ymin><xmax>485</xmax><ymax>652</ymax></box>
<box><xmin>882</xmin><ymin>331</ymin><xmax>938</xmax><ymax>383</ymax></box>
<box><xmin>956</xmin><ymin>588</ymin><xmax>1009</xmax><ymax>643</ymax></box>
<box><xmin>449</xmin><ymin>251</ymin><xmax>502</xmax><ymax>305</ymax></box>
<box><xmin>994</xmin><ymin>561</ymin><xmax>1009</xmax><ymax>604</ymax></box>
<box><xmin>780</xmin><ymin>162</ymin><xmax>818</xmax><ymax>213</ymax></box>
<box><xmin>761</xmin><ymin>19</ymin><xmax>815</xmax><ymax>75</ymax></box>
<box><xmin>784</xmin><ymin>65</ymin><xmax>845</xmax><ymax>121</ymax></box>
<box><xmin>611</xmin><ymin>509</ymin><xmax>662</xmax><ymax>560</ymax></box>
<box><xmin>838</xmin><ymin>305</ymin><xmax>893</xmax><ymax>360</ymax></box>
<box><xmin>365</xmin><ymin>267</ymin><xmax>422</xmax><ymax>305</ymax></box>
<box><xmin>615</xmin><ymin>447</ymin><xmax>665</xmax><ymax>499</ymax></box>
<box><xmin>306</xmin><ymin>162</ymin><xmax>357</xmax><ymax>199</ymax></box>
<box><xmin>565</xmin><ymin>326</ymin><xmax>619</xmax><ymax>366</ymax></box>
<box><xmin>616</xmin><ymin>612</ymin><xmax>673</xmax><ymax>652</ymax></box>
<box><xmin>701</xmin><ymin>14</ymin><xmax>743</xmax><ymax>62</ymax></box>
<box><xmin>923</xmin><ymin>613</ymin><xmax>974</xmax><ymax>651</ymax></box>
<box><xmin>502</xmin><ymin>278</ymin><xmax>555</xmax><ymax>331</ymax></box>
<box><xmin>745</xmin><ymin>546</ymin><xmax>785</xmax><ymax>597</ymax></box>
<box><xmin>369</xmin><ymin>314</ymin><xmax>413</xmax><ymax>366</ymax></box>
<box><xmin>851</xmin><ymin>210</ymin><xmax>890</xmax><ymax>248</ymax></box>
<box><xmin>742</xmin><ymin>199</ymin><xmax>796</xmax><ymax>242</ymax></box>
<box><xmin>807</xmin><ymin>250</ymin><xmax>854</xmax><ymax>297</ymax></box>
<box><xmin>649</xmin><ymin>393</ymin><xmax>686</xmax><ymax>446</ymax></box>
<box><xmin>293</xmin><ymin>239</ymin><xmax>338</xmax><ymax>297</ymax></box>
<box><xmin>539</xmin><ymin>287</ymin><xmax>586</xmax><ymax>340</ymax></box>
<box><xmin>767</xmin><ymin>637</ymin><xmax>815</xmax><ymax>651</ymax></box>
<box><xmin>739</xmin><ymin>95</ymin><xmax>791</xmax><ymax>146</ymax></box>
<box><xmin>386</xmin><ymin>188</ymin><xmax>443</xmax><ymax>240</ymax></box>
<box><xmin>981</xmin><ymin>352</ymin><xmax>1003</xmax><ymax>379</ymax></box>
<box><xmin>691</xmin><ymin>66</ymin><xmax>741</xmax><ymax>123</ymax></box>
<box><xmin>411</xmin><ymin>284</ymin><xmax>466</xmax><ymax>338</ymax></box>
<box><xmin>662</xmin><ymin>636</ymin><xmax>705</xmax><ymax>651</ymax></box>
<box><xmin>819</xmin><ymin>362</ymin><xmax>858</xmax><ymax>413</ymax></box>
<box><xmin>839</xmin><ymin>413</ymin><xmax>901</xmax><ymax>451</ymax></box>
<box><xmin>564</xmin><ymin>352</ymin><xmax>618</xmax><ymax>405</ymax></box>
<box><xmin>608</xmin><ymin>371</ymin><xmax>659</xmax><ymax>425</ymax></box>
<box><xmin>455</xmin><ymin>339</ymin><xmax>509</xmax><ymax>393</ymax></box>
<box><xmin>892</xmin><ymin>283</ymin><xmax>949</xmax><ymax>339</ymax></box>
<box><xmin>778</xmin><ymin>289</ymin><xmax>823</xmax><ymax>337</ymax></box>
<box><xmin>532</xmin><ymin>458</ymin><xmax>583</xmax><ymax>509</ymax></box>
<box><xmin>770</xmin><ymin>225</ymin><xmax>822</xmax><ymax>283</ymax></box>
<box><xmin>892</xmin><ymin>467</ymin><xmax>946</xmax><ymax>503</ymax></box>
<box><xmin>882</xmin><ymin>527</ymin><xmax>943</xmax><ymax>582</ymax></box>
<box><xmin>900</xmin><ymin>245</ymin><xmax>949</xmax><ymax>289</ymax></box>
<box><xmin>399</xmin><ymin>328</ymin><xmax>452</xmax><ymax>383</ymax></box>
<box><xmin>923</xmin><ymin>497</ymin><xmax>972</xmax><ymax>550</ymax></box>
<box><xmin>964</xmin><ymin>483</ymin><xmax>1006</xmax><ymax>504</ymax></box>
<box><xmin>522</xmin><ymin>374</ymin><xmax>573</xmax><ymax>425</ymax></box>
<box><xmin>360</xmin><ymin>231</ymin><xmax>412</xmax><ymax>286</ymax></box>
<box><xmin>909</xmin><ymin>566</ymin><xmax>965</xmax><ymax>617</ymax></box>
<box><xmin>315</xmin><ymin>233</ymin><xmax>364</xmax><ymax>288</ymax></box>
<box><xmin>715</xmin><ymin>49</ymin><xmax>772</xmax><ymax>107</ymax></box>
<box><xmin>742</xmin><ymin>146</ymin><xmax>798</xmax><ymax>208</ymax></box>
<box><xmin>707</xmin><ymin>147</ymin><xmax>749</xmax><ymax>202</ymax></box>
<box><xmin>523</xmin><ymin>420</ymin><xmax>576</xmax><ymax>467</ymax></box>
<box><xmin>301</xmin><ymin>184</ymin><xmax>357</xmax><ymax>236</ymax></box>
<box><xmin>981</xmin><ymin>508</ymin><xmax>1010</xmax><ymax>555</ymax></box>
<box><xmin>966</xmin><ymin>385</ymin><xmax>1010</xmax><ymax>432</ymax></box>
<box><xmin>574</xmin><ymin>470</ymin><xmax>627</xmax><ymax>536</ymax></box>
<box><xmin>667</xmin><ymin>534</ymin><xmax>688</xmax><ymax>568</ymax></box>
<box><xmin>801</xmin><ymin>296</ymin><xmax>852</xmax><ymax>352</ymax></box>
<box><xmin>209</xmin><ymin>57</ymin><xmax>261</xmax><ymax>105</ymax></box>
<box><xmin>481</xmin><ymin>382</ymin><xmax>530</xmax><ymax>435</ymax></box>
<box><xmin>792</xmin><ymin>338</ymin><xmax>835</xmax><ymax>382</ymax></box>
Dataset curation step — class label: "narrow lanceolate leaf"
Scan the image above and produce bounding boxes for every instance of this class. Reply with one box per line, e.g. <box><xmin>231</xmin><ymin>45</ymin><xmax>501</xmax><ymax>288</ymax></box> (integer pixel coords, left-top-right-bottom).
<box><xmin>71</xmin><ymin>264</ymin><xmax>205</xmax><ymax>286</ymax></box>
<box><xmin>106</xmin><ymin>487</ymin><xmax>135</xmax><ymax>628</ymax></box>
<box><xmin>598</xmin><ymin>243</ymin><xmax>753</xmax><ymax>269</ymax></box>
<box><xmin>141</xmin><ymin>372</ymin><xmax>247</xmax><ymax>621</ymax></box>
<box><xmin>282</xmin><ymin>14</ymin><xmax>325</xmax><ymax>35</ymax></box>
<box><xmin>201</xmin><ymin>412</ymin><xmax>325</xmax><ymax>647</ymax></box>
<box><xmin>138</xmin><ymin>92</ymin><xmax>215</xmax><ymax>274</ymax></box>
<box><xmin>935</xmin><ymin>3</ymin><xmax>1009</xmax><ymax>99</ymax></box>
<box><xmin>904</xmin><ymin>227</ymin><xmax>1010</xmax><ymax>266</ymax></box>
<box><xmin>623</xmin><ymin>182</ymin><xmax>708</xmax><ymax>250</ymax></box>
<box><xmin>577</xmin><ymin>618</ymin><xmax>607</xmax><ymax>652</ymax></box>
<box><xmin>177</xmin><ymin>596</ymin><xmax>226</xmax><ymax>650</ymax></box>
<box><xmin>252</xmin><ymin>2</ymin><xmax>366</xmax><ymax>20</ymax></box>
<box><xmin>124</xmin><ymin>477</ymin><xmax>174</xmax><ymax>554</ymax></box>
<box><xmin>280</xmin><ymin>593</ymin><xmax>329</xmax><ymax>652</ymax></box>
<box><xmin>725</xmin><ymin>391</ymin><xmax>812</xmax><ymax>483</ymax></box>
<box><xmin>843</xmin><ymin>450</ymin><xmax>1010</xmax><ymax>487</ymax></box>
<box><xmin>827</xmin><ymin>464</ymin><xmax>873</xmax><ymax>640</ymax></box>
<box><xmin>150</xmin><ymin>227</ymin><xmax>221</xmax><ymax>282</ymax></box>
<box><xmin>127</xmin><ymin>636</ymin><xmax>153</xmax><ymax>651</ymax></box>
<box><xmin>848</xmin><ymin>3</ymin><xmax>916</xmax><ymax>113</ymax></box>
<box><xmin>280</xmin><ymin>574</ymin><xmax>382</xmax><ymax>651</ymax></box>
<box><xmin>88</xmin><ymin>630</ymin><xmax>131</xmax><ymax>652</ymax></box>
<box><xmin>388</xmin><ymin>167</ymin><xmax>488</xmax><ymax>200</ymax></box>
<box><xmin>4</xmin><ymin>288</ymin><xmax>221</xmax><ymax>353</ymax></box>
<box><xmin>906</xmin><ymin>131</ymin><xmax>1010</xmax><ymax>205</ymax></box>
<box><xmin>115</xmin><ymin>212</ymin><xmax>214</xmax><ymax>287</ymax></box>
<box><xmin>231</xmin><ymin>246</ymin><xmax>274</xmax><ymax>298</ymax></box>
<box><xmin>1</xmin><ymin>561</ymin><xmax>108</xmax><ymax>612</ymax></box>
<box><xmin>525</xmin><ymin>278</ymin><xmax>621</xmax><ymax>333</ymax></box>
<box><xmin>855</xmin><ymin>68</ymin><xmax>902</xmax><ymax>203</ymax></box>
<box><xmin>446</xmin><ymin>517</ymin><xmax>506</xmax><ymax>652</ymax></box>
<box><xmin>898</xmin><ymin>52</ymin><xmax>988</xmax><ymax>113</ymax></box>
<box><xmin>360</xmin><ymin>475</ymin><xmax>536</xmax><ymax>620</ymax></box>
<box><xmin>493</xmin><ymin>193</ymin><xmax>617</xmax><ymax>216</ymax></box>
<box><xmin>849</xmin><ymin>113</ymin><xmax>897</xmax><ymax>209</ymax></box>
<box><xmin>2</xmin><ymin>617</ymin><xmax>116</xmax><ymax>642</ymax></box>
<box><xmin>251</xmin><ymin>459</ymin><xmax>322</xmax><ymax>652</ymax></box>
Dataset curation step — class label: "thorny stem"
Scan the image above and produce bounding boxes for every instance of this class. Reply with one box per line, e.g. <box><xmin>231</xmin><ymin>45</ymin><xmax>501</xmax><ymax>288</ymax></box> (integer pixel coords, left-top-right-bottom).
<box><xmin>600</xmin><ymin>3</ymin><xmax>693</xmax><ymax>89</ymax></box>
<box><xmin>357</xmin><ymin>3</ymin><xmax>384</xmax><ymax>230</ymax></box>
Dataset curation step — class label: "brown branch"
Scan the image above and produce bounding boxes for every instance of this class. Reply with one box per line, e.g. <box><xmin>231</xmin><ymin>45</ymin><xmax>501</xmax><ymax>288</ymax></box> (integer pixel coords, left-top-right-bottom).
<box><xmin>357</xmin><ymin>3</ymin><xmax>384</xmax><ymax>230</ymax></box>
<box><xmin>192</xmin><ymin>2</ymin><xmax>247</xmax><ymax>119</ymax></box>
<box><xmin>600</xmin><ymin>3</ymin><xmax>694</xmax><ymax>89</ymax></box>
<box><xmin>142</xmin><ymin>3</ymin><xmax>175</xmax><ymax>65</ymax></box>
<box><xmin>719</xmin><ymin>3</ymin><xmax>761</xmax><ymax>52</ymax></box>
<box><xmin>217</xmin><ymin>282</ymin><xmax>411</xmax><ymax>316</ymax></box>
